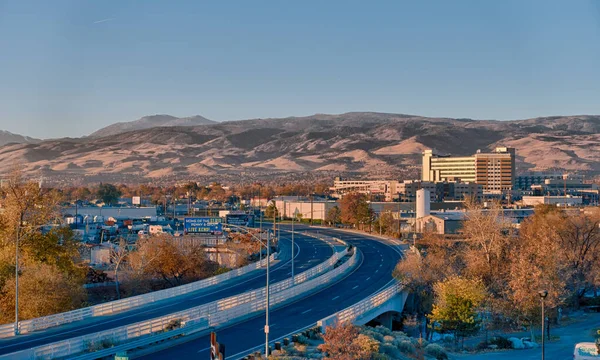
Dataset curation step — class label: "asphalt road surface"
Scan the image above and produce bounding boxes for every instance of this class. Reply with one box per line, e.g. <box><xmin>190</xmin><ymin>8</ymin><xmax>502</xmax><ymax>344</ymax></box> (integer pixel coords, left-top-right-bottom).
<box><xmin>0</xmin><ymin>231</ymin><xmax>333</xmax><ymax>355</ymax></box>
<box><xmin>141</xmin><ymin>226</ymin><xmax>405</xmax><ymax>360</ymax></box>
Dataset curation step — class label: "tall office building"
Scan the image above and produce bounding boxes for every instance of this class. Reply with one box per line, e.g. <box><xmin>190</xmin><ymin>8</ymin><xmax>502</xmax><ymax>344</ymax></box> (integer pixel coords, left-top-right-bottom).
<box><xmin>422</xmin><ymin>147</ymin><xmax>515</xmax><ymax>193</ymax></box>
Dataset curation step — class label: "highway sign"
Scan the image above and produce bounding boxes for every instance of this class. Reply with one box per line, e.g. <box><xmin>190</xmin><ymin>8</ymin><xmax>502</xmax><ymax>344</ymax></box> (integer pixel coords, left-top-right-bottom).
<box><xmin>184</xmin><ymin>217</ymin><xmax>223</xmax><ymax>234</ymax></box>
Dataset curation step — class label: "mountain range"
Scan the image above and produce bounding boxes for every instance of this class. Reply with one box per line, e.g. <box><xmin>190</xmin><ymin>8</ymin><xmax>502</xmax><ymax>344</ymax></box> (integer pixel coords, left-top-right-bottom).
<box><xmin>1</xmin><ymin>112</ymin><xmax>599</xmax><ymax>183</ymax></box>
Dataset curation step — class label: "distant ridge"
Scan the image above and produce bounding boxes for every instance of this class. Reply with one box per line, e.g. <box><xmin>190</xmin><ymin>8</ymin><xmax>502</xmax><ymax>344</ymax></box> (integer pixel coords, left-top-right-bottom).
<box><xmin>89</xmin><ymin>114</ymin><xmax>217</xmax><ymax>138</ymax></box>
<box><xmin>0</xmin><ymin>130</ymin><xmax>41</xmax><ymax>146</ymax></box>
<box><xmin>1</xmin><ymin>112</ymin><xmax>599</xmax><ymax>182</ymax></box>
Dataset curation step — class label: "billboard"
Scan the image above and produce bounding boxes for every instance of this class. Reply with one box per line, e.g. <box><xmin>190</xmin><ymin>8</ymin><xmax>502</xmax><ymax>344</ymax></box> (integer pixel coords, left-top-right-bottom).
<box><xmin>184</xmin><ymin>217</ymin><xmax>223</xmax><ymax>234</ymax></box>
<box><xmin>225</xmin><ymin>213</ymin><xmax>255</xmax><ymax>227</ymax></box>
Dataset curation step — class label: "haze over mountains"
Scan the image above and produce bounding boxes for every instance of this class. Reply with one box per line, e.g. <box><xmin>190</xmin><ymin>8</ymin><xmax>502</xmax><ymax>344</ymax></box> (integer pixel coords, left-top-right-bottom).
<box><xmin>0</xmin><ymin>130</ymin><xmax>40</xmax><ymax>147</ymax></box>
<box><xmin>1</xmin><ymin>112</ymin><xmax>599</xmax><ymax>183</ymax></box>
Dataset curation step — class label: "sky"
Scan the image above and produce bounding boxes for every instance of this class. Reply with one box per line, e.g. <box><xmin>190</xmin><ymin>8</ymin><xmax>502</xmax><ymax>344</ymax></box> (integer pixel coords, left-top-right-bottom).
<box><xmin>0</xmin><ymin>0</ymin><xmax>599</xmax><ymax>139</ymax></box>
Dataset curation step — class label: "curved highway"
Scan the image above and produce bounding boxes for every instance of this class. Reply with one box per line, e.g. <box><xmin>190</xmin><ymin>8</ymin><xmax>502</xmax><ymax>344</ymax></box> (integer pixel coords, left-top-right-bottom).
<box><xmin>142</xmin><ymin>226</ymin><xmax>404</xmax><ymax>359</ymax></box>
<box><xmin>0</xmin><ymin>231</ymin><xmax>333</xmax><ymax>355</ymax></box>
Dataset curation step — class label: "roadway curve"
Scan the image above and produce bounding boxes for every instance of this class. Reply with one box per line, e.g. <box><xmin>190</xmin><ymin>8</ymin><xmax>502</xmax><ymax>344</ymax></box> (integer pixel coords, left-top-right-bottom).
<box><xmin>0</xmin><ymin>231</ymin><xmax>333</xmax><ymax>355</ymax></box>
<box><xmin>142</xmin><ymin>226</ymin><xmax>404</xmax><ymax>359</ymax></box>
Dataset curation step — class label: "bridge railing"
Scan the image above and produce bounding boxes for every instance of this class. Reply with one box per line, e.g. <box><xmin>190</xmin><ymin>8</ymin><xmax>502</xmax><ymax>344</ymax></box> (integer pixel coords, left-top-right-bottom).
<box><xmin>317</xmin><ymin>281</ymin><xmax>403</xmax><ymax>331</ymax></box>
<box><xmin>2</xmin><ymin>246</ymin><xmax>358</xmax><ymax>360</ymax></box>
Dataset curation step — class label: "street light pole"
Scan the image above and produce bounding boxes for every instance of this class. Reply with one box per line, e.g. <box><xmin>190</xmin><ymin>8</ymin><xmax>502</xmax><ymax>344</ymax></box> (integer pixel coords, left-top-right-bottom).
<box><xmin>258</xmin><ymin>185</ymin><xmax>263</xmax><ymax>262</ymax></box>
<box><xmin>291</xmin><ymin>211</ymin><xmax>295</xmax><ymax>285</ymax></box>
<box><xmin>14</xmin><ymin>225</ymin><xmax>19</xmax><ymax>335</ymax></box>
<box><xmin>265</xmin><ymin>220</ymin><xmax>272</xmax><ymax>356</ymax></box>
<box><xmin>539</xmin><ymin>290</ymin><xmax>548</xmax><ymax>360</ymax></box>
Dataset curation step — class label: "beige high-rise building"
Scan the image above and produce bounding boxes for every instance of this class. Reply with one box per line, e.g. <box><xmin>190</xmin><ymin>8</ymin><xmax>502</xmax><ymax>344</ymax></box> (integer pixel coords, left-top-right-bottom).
<box><xmin>422</xmin><ymin>147</ymin><xmax>515</xmax><ymax>193</ymax></box>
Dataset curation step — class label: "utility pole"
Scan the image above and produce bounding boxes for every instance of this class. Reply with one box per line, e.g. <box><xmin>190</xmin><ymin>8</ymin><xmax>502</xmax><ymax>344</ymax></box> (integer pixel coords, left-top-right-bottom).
<box><xmin>14</xmin><ymin>222</ymin><xmax>20</xmax><ymax>335</ymax></box>
<box><xmin>291</xmin><ymin>210</ymin><xmax>295</xmax><ymax>284</ymax></box>
<box><xmin>258</xmin><ymin>185</ymin><xmax>262</xmax><ymax>262</ymax></box>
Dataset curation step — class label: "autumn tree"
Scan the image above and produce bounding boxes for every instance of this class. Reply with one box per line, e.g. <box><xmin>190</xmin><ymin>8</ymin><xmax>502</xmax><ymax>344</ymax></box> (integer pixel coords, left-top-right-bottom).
<box><xmin>265</xmin><ymin>203</ymin><xmax>279</xmax><ymax>219</ymax></box>
<box><xmin>429</xmin><ymin>276</ymin><xmax>486</xmax><ymax>346</ymax></box>
<box><xmin>325</xmin><ymin>206</ymin><xmax>342</xmax><ymax>226</ymax></box>
<box><xmin>0</xmin><ymin>262</ymin><xmax>85</xmax><ymax>322</ymax></box>
<box><xmin>339</xmin><ymin>193</ymin><xmax>372</xmax><ymax>229</ymax></box>
<box><xmin>319</xmin><ymin>324</ymin><xmax>378</xmax><ymax>360</ymax></box>
<box><xmin>128</xmin><ymin>235</ymin><xmax>218</xmax><ymax>288</ymax></box>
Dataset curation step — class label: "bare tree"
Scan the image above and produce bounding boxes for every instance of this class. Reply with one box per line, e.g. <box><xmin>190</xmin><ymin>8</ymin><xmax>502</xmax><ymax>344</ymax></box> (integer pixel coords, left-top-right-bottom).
<box><xmin>109</xmin><ymin>239</ymin><xmax>129</xmax><ymax>300</ymax></box>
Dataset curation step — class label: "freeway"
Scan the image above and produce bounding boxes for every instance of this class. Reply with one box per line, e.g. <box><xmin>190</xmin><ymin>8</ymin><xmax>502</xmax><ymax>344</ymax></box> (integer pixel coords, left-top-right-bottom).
<box><xmin>0</xmin><ymin>231</ymin><xmax>333</xmax><ymax>355</ymax></box>
<box><xmin>141</xmin><ymin>226</ymin><xmax>405</xmax><ymax>359</ymax></box>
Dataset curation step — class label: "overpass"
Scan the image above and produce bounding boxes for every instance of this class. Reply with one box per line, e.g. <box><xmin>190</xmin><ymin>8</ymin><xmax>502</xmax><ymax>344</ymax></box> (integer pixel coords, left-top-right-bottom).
<box><xmin>0</xmin><ymin>227</ymin><xmax>409</xmax><ymax>359</ymax></box>
<box><xmin>143</xmin><ymin>226</ymin><xmax>408</xmax><ymax>359</ymax></box>
<box><xmin>0</xmin><ymin>231</ymin><xmax>334</xmax><ymax>355</ymax></box>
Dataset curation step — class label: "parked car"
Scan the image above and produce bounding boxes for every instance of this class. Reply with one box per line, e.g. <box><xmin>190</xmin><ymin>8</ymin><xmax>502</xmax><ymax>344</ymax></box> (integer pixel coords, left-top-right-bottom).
<box><xmin>574</xmin><ymin>342</ymin><xmax>600</xmax><ymax>359</ymax></box>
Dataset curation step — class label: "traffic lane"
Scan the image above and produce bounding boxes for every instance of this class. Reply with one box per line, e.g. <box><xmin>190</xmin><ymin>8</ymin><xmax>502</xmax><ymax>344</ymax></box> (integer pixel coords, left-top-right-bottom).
<box><xmin>144</xmin><ymin>231</ymin><xmax>401</xmax><ymax>359</ymax></box>
<box><xmin>0</xmin><ymin>233</ymin><xmax>333</xmax><ymax>354</ymax></box>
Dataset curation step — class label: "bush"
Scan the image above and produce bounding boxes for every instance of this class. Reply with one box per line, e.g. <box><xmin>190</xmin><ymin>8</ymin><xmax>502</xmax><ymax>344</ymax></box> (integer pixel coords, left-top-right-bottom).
<box><xmin>396</xmin><ymin>339</ymin><xmax>416</xmax><ymax>355</ymax></box>
<box><xmin>380</xmin><ymin>343</ymin><xmax>402</xmax><ymax>359</ymax></box>
<box><xmin>374</xmin><ymin>325</ymin><xmax>393</xmax><ymax>337</ymax></box>
<box><xmin>424</xmin><ymin>343</ymin><xmax>448</xmax><ymax>360</ymax></box>
<box><xmin>164</xmin><ymin>319</ymin><xmax>182</xmax><ymax>331</ymax></box>
<box><xmin>383</xmin><ymin>335</ymin><xmax>395</xmax><ymax>343</ymax></box>
<box><xmin>490</xmin><ymin>336</ymin><xmax>513</xmax><ymax>349</ymax></box>
<box><xmin>296</xmin><ymin>335</ymin><xmax>309</xmax><ymax>345</ymax></box>
<box><xmin>360</xmin><ymin>328</ymin><xmax>385</xmax><ymax>342</ymax></box>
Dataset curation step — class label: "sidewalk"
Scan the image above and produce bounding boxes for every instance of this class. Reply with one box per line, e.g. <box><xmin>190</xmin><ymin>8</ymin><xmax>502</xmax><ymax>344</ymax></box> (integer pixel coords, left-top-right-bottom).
<box><xmin>452</xmin><ymin>312</ymin><xmax>600</xmax><ymax>360</ymax></box>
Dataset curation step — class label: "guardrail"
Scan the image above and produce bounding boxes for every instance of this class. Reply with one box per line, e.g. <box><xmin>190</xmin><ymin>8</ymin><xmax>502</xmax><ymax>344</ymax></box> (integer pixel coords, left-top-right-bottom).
<box><xmin>2</xmin><ymin>247</ymin><xmax>358</xmax><ymax>360</ymax></box>
<box><xmin>0</xmin><ymin>251</ymin><xmax>278</xmax><ymax>338</ymax></box>
<box><xmin>317</xmin><ymin>281</ymin><xmax>403</xmax><ymax>331</ymax></box>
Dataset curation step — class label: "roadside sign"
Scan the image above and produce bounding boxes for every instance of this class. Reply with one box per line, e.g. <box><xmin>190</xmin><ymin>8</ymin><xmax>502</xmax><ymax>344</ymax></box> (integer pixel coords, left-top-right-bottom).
<box><xmin>184</xmin><ymin>217</ymin><xmax>223</xmax><ymax>234</ymax></box>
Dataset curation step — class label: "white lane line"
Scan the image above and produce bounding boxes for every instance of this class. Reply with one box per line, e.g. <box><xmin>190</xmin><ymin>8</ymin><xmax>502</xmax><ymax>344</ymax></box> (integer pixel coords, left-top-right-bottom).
<box><xmin>375</xmin><ymin>270</ymin><xmax>379</xmax><ymax>273</ymax></box>
<box><xmin>331</xmin><ymin>296</ymin><xmax>340</xmax><ymax>301</ymax></box>
<box><xmin>352</xmin><ymin>285</ymin><xmax>359</xmax><ymax>290</ymax></box>
<box><xmin>366</xmin><ymin>277</ymin><xmax>371</xmax><ymax>281</ymax></box>
<box><xmin>197</xmin><ymin>347</ymin><xmax>210</xmax><ymax>353</ymax></box>
<box><xmin>301</xmin><ymin>309</ymin><xmax>312</xmax><ymax>314</ymax></box>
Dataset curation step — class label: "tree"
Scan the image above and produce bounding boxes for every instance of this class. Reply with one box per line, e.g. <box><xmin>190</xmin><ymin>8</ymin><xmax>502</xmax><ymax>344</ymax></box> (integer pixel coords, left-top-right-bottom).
<box><xmin>0</xmin><ymin>262</ymin><xmax>85</xmax><ymax>323</ymax></box>
<box><xmin>128</xmin><ymin>235</ymin><xmax>219</xmax><ymax>288</ymax></box>
<box><xmin>394</xmin><ymin>232</ymin><xmax>460</xmax><ymax>338</ymax></box>
<box><xmin>265</xmin><ymin>203</ymin><xmax>279</xmax><ymax>219</ymax></box>
<box><xmin>460</xmin><ymin>201</ymin><xmax>514</xmax><ymax>297</ymax></box>
<box><xmin>319</xmin><ymin>324</ymin><xmax>378</xmax><ymax>360</ymax></box>
<box><xmin>97</xmin><ymin>183</ymin><xmax>122</xmax><ymax>205</ymax></box>
<box><xmin>325</xmin><ymin>206</ymin><xmax>342</xmax><ymax>226</ymax></box>
<box><xmin>339</xmin><ymin>193</ymin><xmax>372</xmax><ymax>229</ymax></box>
<box><xmin>429</xmin><ymin>276</ymin><xmax>486</xmax><ymax>346</ymax></box>
<box><xmin>110</xmin><ymin>239</ymin><xmax>129</xmax><ymax>300</ymax></box>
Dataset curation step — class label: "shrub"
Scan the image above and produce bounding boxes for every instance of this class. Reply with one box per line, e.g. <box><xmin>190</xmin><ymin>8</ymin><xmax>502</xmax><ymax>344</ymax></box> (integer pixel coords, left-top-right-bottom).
<box><xmin>490</xmin><ymin>336</ymin><xmax>513</xmax><ymax>349</ymax></box>
<box><xmin>380</xmin><ymin>343</ymin><xmax>402</xmax><ymax>359</ymax></box>
<box><xmin>396</xmin><ymin>339</ymin><xmax>416</xmax><ymax>355</ymax></box>
<box><xmin>424</xmin><ymin>343</ymin><xmax>448</xmax><ymax>360</ymax></box>
<box><xmin>355</xmin><ymin>334</ymin><xmax>380</xmax><ymax>354</ymax></box>
<box><xmin>85</xmin><ymin>338</ymin><xmax>116</xmax><ymax>352</ymax></box>
<box><xmin>383</xmin><ymin>335</ymin><xmax>395</xmax><ymax>343</ymax></box>
<box><xmin>360</xmin><ymin>328</ymin><xmax>385</xmax><ymax>342</ymax></box>
<box><xmin>374</xmin><ymin>325</ymin><xmax>393</xmax><ymax>337</ymax></box>
<box><xmin>296</xmin><ymin>335</ymin><xmax>309</xmax><ymax>345</ymax></box>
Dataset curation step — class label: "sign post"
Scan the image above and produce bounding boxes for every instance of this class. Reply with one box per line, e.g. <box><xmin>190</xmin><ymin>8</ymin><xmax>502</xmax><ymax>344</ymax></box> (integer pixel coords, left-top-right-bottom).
<box><xmin>210</xmin><ymin>332</ymin><xmax>226</xmax><ymax>360</ymax></box>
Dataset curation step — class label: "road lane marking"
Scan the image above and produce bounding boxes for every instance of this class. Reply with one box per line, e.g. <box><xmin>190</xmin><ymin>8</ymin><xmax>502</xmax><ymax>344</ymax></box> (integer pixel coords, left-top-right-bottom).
<box><xmin>331</xmin><ymin>296</ymin><xmax>340</xmax><ymax>301</ymax></box>
<box><xmin>301</xmin><ymin>309</ymin><xmax>312</xmax><ymax>314</ymax></box>
<box><xmin>366</xmin><ymin>277</ymin><xmax>371</xmax><ymax>281</ymax></box>
<box><xmin>197</xmin><ymin>347</ymin><xmax>210</xmax><ymax>353</ymax></box>
<box><xmin>352</xmin><ymin>285</ymin><xmax>359</xmax><ymax>290</ymax></box>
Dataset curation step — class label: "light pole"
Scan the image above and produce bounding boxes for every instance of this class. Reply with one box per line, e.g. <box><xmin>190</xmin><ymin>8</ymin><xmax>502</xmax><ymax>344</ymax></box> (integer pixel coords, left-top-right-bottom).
<box><xmin>266</xmin><ymin>215</ymin><xmax>276</xmax><ymax>356</ymax></box>
<box><xmin>15</xmin><ymin>223</ymin><xmax>20</xmax><ymax>335</ymax></box>
<box><xmin>539</xmin><ymin>290</ymin><xmax>548</xmax><ymax>360</ymax></box>
<box><xmin>258</xmin><ymin>184</ymin><xmax>263</xmax><ymax>262</ymax></box>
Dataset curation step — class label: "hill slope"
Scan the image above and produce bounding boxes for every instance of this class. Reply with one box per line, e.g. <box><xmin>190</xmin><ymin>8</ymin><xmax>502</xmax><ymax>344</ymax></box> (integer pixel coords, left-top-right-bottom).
<box><xmin>89</xmin><ymin>114</ymin><xmax>217</xmax><ymax>138</ymax></box>
<box><xmin>2</xmin><ymin>112</ymin><xmax>599</xmax><ymax>182</ymax></box>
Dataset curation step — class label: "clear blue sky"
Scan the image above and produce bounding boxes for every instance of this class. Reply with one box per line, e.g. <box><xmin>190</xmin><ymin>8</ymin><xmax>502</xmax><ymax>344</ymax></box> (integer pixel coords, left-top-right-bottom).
<box><xmin>1</xmin><ymin>0</ymin><xmax>599</xmax><ymax>139</ymax></box>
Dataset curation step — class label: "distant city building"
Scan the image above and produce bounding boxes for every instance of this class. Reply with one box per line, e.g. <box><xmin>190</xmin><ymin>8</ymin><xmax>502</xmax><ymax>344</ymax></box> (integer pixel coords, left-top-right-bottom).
<box><xmin>422</xmin><ymin>147</ymin><xmax>516</xmax><ymax>194</ymax></box>
<box><xmin>272</xmin><ymin>196</ymin><xmax>338</xmax><ymax>221</ymax></box>
<box><xmin>330</xmin><ymin>177</ymin><xmax>399</xmax><ymax>201</ymax></box>
<box><xmin>522</xmin><ymin>195</ymin><xmax>583</xmax><ymax>207</ymax></box>
<box><xmin>515</xmin><ymin>172</ymin><xmax>564</xmax><ymax>191</ymax></box>
<box><xmin>331</xmin><ymin>177</ymin><xmax>482</xmax><ymax>203</ymax></box>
